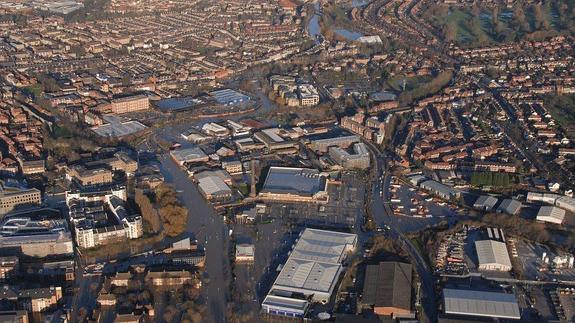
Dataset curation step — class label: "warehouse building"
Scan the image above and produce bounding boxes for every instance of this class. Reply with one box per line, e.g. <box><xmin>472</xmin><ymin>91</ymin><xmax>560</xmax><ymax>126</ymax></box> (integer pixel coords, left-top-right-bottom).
<box><xmin>473</xmin><ymin>196</ymin><xmax>499</xmax><ymax>212</ymax></box>
<box><xmin>263</xmin><ymin>228</ymin><xmax>357</xmax><ymax>318</ymax></box>
<box><xmin>496</xmin><ymin>199</ymin><xmax>522</xmax><ymax>215</ymax></box>
<box><xmin>419</xmin><ymin>180</ymin><xmax>460</xmax><ymax>200</ymax></box>
<box><xmin>197</xmin><ymin>176</ymin><xmax>233</xmax><ymax>202</ymax></box>
<box><xmin>475</xmin><ymin>240</ymin><xmax>512</xmax><ymax>272</ymax></box>
<box><xmin>210</xmin><ymin>89</ymin><xmax>250</xmax><ymax>106</ymax></box>
<box><xmin>259</xmin><ymin>167</ymin><xmax>329</xmax><ymax>203</ymax></box>
<box><xmin>361</xmin><ymin>262</ymin><xmax>414</xmax><ymax>318</ymax></box>
<box><xmin>555</xmin><ymin>196</ymin><xmax>575</xmax><ymax>213</ymax></box>
<box><xmin>536</xmin><ymin>206</ymin><xmax>565</xmax><ymax>225</ymax></box>
<box><xmin>443</xmin><ymin>289</ymin><xmax>520</xmax><ymax>320</ymax></box>
<box><xmin>170</xmin><ymin>147</ymin><xmax>209</xmax><ymax>166</ymax></box>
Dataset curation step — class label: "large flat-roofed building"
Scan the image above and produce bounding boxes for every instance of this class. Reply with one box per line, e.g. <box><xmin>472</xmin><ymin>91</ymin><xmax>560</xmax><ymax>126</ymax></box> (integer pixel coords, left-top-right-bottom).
<box><xmin>361</xmin><ymin>262</ymin><xmax>414</xmax><ymax>318</ymax></box>
<box><xmin>475</xmin><ymin>240</ymin><xmax>512</xmax><ymax>272</ymax></box>
<box><xmin>254</xmin><ymin>128</ymin><xmax>298</xmax><ymax>152</ymax></box>
<box><xmin>210</xmin><ymin>89</ymin><xmax>250</xmax><ymax>106</ymax></box>
<box><xmin>170</xmin><ymin>147</ymin><xmax>209</xmax><ymax>166</ymax></box>
<box><xmin>67</xmin><ymin>165</ymin><xmax>113</xmax><ymax>187</ymax></box>
<box><xmin>265</xmin><ymin>228</ymin><xmax>357</xmax><ymax>308</ymax></box>
<box><xmin>443</xmin><ymin>289</ymin><xmax>521</xmax><ymax>320</ymax></box>
<box><xmin>259</xmin><ymin>167</ymin><xmax>328</xmax><ymax>203</ymax></box>
<box><xmin>0</xmin><ymin>188</ymin><xmax>41</xmax><ymax>216</ymax></box>
<box><xmin>110</xmin><ymin>94</ymin><xmax>150</xmax><ymax>114</ymax></box>
<box><xmin>536</xmin><ymin>206</ymin><xmax>566</xmax><ymax>225</ymax></box>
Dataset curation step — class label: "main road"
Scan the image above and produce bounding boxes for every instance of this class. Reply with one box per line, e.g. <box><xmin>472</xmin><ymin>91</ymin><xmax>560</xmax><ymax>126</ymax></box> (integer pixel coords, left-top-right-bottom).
<box><xmin>363</xmin><ymin>140</ymin><xmax>438</xmax><ymax>323</ymax></box>
<box><xmin>159</xmin><ymin>154</ymin><xmax>230</xmax><ymax>323</ymax></box>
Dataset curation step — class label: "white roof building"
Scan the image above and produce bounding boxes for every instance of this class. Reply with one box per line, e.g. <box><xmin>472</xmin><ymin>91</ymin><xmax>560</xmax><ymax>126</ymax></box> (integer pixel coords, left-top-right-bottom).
<box><xmin>475</xmin><ymin>240</ymin><xmax>512</xmax><ymax>272</ymax></box>
<box><xmin>443</xmin><ymin>289</ymin><xmax>520</xmax><ymax>320</ymax></box>
<box><xmin>266</xmin><ymin>228</ymin><xmax>357</xmax><ymax>305</ymax></box>
<box><xmin>536</xmin><ymin>206</ymin><xmax>566</xmax><ymax>225</ymax></box>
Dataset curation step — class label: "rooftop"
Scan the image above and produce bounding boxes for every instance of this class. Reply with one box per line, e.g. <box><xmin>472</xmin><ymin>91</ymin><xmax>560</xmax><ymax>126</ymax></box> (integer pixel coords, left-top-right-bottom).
<box><xmin>443</xmin><ymin>288</ymin><xmax>520</xmax><ymax>319</ymax></box>
<box><xmin>261</xmin><ymin>167</ymin><xmax>325</xmax><ymax>196</ymax></box>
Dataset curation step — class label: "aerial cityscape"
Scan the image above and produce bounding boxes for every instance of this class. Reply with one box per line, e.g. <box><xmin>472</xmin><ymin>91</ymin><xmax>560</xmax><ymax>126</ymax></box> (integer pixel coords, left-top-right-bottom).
<box><xmin>0</xmin><ymin>0</ymin><xmax>574</xmax><ymax>322</ymax></box>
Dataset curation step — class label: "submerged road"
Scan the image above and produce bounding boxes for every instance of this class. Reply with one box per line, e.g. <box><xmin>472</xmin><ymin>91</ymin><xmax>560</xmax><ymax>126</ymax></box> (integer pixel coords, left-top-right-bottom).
<box><xmin>159</xmin><ymin>154</ymin><xmax>230</xmax><ymax>323</ymax></box>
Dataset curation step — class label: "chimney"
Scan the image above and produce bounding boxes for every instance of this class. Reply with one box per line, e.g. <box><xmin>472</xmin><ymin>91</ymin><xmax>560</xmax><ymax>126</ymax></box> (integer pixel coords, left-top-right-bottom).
<box><xmin>250</xmin><ymin>158</ymin><xmax>257</xmax><ymax>198</ymax></box>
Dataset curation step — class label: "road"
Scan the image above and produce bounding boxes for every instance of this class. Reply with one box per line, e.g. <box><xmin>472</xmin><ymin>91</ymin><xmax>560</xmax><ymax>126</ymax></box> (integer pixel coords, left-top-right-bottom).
<box><xmin>363</xmin><ymin>139</ymin><xmax>438</xmax><ymax>323</ymax></box>
<box><xmin>159</xmin><ymin>154</ymin><xmax>230</xmax><ymax>323</ymax></box>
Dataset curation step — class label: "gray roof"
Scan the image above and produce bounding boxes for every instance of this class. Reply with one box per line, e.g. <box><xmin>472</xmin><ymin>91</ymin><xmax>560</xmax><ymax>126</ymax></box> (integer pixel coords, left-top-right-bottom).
<box><xmin>420</xmin><ymin>180</ymin><xmax>458</xmax><ymax>197</ymax></box>
<box><xmin>170</xmin><ymin>147</ymin><xmax>208</xmax><ymax>163</ymax></box>
<box><xmin>362</xmin><ymin>262</ymin><xmax>412</xmax><ymax>310</ymax></box>
<box><xmin>271</xmin><ymin>228</ymin><xmax>356</xmax><ymax>294</ymax></box>
<box><xmin>262</xmin><ymin>295</ymin><xmax>309</xmax><ymax>311</ymax></box>
<box><xmin>475</xmin><ymin>240</ymin><xmax>512</xmax><ymax>269</ymax></box>
<box><xmin>473</xmin><ymin>196</ymin><xmax>499</xmax><ymax>209</ymax></box>
<box><xmin>443</xmin><ymin>289</ymin><xmax>520</xmax><ymax>319</ymax></box>
<box><xmin>197</xmin><ymin>176</ymin><xmax>231</xmax><ymax>196</ymax></box>
<box><xmin>261</xmin><ymin>167</ymin><xmax>325</xmax><ymax>196</ymax></box>
<box><xmin>496</xmin><ymin>199</ymin><xmax>522</xmax><ymax>214</ymax></box>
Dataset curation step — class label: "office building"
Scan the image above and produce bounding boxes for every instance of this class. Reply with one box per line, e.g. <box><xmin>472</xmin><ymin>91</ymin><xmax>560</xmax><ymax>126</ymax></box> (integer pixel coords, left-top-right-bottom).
<box><xmin>110</xmin><ymin>95</ymin><xmax>150</xmax><ymax>114</ymax></box>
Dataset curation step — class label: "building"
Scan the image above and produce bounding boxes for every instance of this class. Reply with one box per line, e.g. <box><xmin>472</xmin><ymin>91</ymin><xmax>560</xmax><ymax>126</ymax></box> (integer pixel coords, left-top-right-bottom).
<box><xmin>201</xmin><ymin>122</ymin><xmax>230</xmax><ymax>138</ymax></box>
<box><xmin>170</xmin><ymin>147</ymin><xmax>209</xmax><ymax>166</ymax></box>
<box><xmin>197</xmin><ymin>176</ymin><xmax>233</xmax><ymax>202</ymax></box>
<box><xmin>310</xmin><ymin>135</ymin><xmax>360</xmax><ymax>153</ymax></box>
<box><xmin>146</xmin><ymin>270</ymin><xmax>193</xmax><ymax>286</ymax></box>
<box><xmin>475</xmin><ymin>240</ymin><xmax>512</xmax><ymax>272</ymax></box>
<box><xmin>443</xmin><ymin>289</ymin><xmax>520</xmax><ymax>320</ymax></box>
<box><xmin>0</xmin><ymin>310</ymin><xmax>28</xmax><ymax>323</ymax></box>
<box><xmin>123</xmin><ymin>216</ymin><xmax>143</xmax><ymax>239</ymax></box>
<box><xmin>67</xmin><ymin>165</ymin><xmax>113</xmax><ymax>186</ymax></box>
<box><xmin>419</xmin><ymin>180</ymin><xmax>460</xmax><ymax>200</ymax></box>
<box><xmin>0</xmin><ymin>256</ymin><xmax>19</xmax><ymax>280</ymax></box>
<box><xmin>221</xmin><ymin>160</ymin><xmax>243</xmax><ymax>175</ymax></box>
<box><xmin>110</xmin><ymin>95</ymin><xmax>150</xmax><ymax>114</ymax></box>
<box><xmin>254</xmin><ymin>128</ymin><xmax>298</xmax><ymax>152</ymax></box>
<box><xmin>0</xmin><ymin>188</ymin><xmax>41</xmax><ymax>216</ymax></box>
<box><xmin>496</xmin><ymin>199</ymin><xmax>522</xmax><ymax>215</ymax></box>
<box><xmin>261</xmin><ymin>295</ymin><xmax>309</xmax><ymax>318</ymax></box>
<box><xmin>297</xmin><ymin>84</ymin><xmax>320</xmax><ymax>106</ymax></box>
<box><xmin>259</xmin><ymin>167</ymin><xmax>329</xmax><ymax>203</ymax></box>
<box><xmin>555</xmin><ymin>196</ymin><xmax>575</xmax><ymax>213</ymax></box>
<box><xmin>536</xmin><ymin>206</ymin><xmax>565</xmax><ymax>225</ymax></box>
<box><xmin>18</xmin><ymin>159</ymin><xmax>45</xmax><ymax>175</ymax></box>
<box><xmin>264</xmin><ymin>228</ymin><xmax>357</xmax><ymax>311</ymax></box>
<box><xmin>361</xmin><ymin>262</ymin><xmax>414</xmax><ymax>318</ymax></box>
<box><xmin>328</xmin><ymin>143</ymin><xmax>370</xmax><ymax>169</ymax></box>
<box><xmin>210</xmin><ymin>89</ymin><xmax>250</xmax><ymax>106</ymax></box>
<box><xmin>18</xmin><ymin>286</ymin><xmax>62</xmax><ymax>312</ymax></box>
<box><xmin>235</xmin><ymin>243</ymin><xmax>255</xmax><ymax>263</ymax></box>
<box><xmin>473</xmin><ymin>196</ymin><xmax>499</xmax><ymax>212</ymax></box>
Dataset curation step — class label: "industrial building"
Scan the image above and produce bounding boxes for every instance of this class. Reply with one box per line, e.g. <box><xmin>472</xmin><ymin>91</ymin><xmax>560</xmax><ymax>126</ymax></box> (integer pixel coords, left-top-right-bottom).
<box><xmin>209</xmin><ymin>89</ymin><xmax>250</xmax><ymax>106</ymax></box>
<box><xmin>197</xmin><ymin>176</ymin><xmax>233</xmax><ymax>202</ymax></box>
<box><xmin>254</xmin><ymin>128</ymin><xmax>298</xmax><ymax>153</ymax></box>
<box><xmin>170</xmin><ymin>147</ymin><xmax>209</xmax><ymax>166</ymax></box>
<box><xmin>496</xmin><ymin>199</ymin><xmax>522</xmax><ymax>215</ymax></box>
<box><xmin>259</xmin><ymin>167</ymin><xmax>329</xmax><ymax>203</ymax></box>
<box><xmin>419</xmin><ymin>180</ymin><xmax>460</xmax><ymax>200</ymax></box>
<box><xmin>262</xmin><ymin>228</ymin><xmax>357</xmax><ymax>318</ymax></box>
<box><xmin>443</xmin><ymin>288</ymin><xmax>521</xmax><ymax>320</ymax></box>
<box><xmin>473</xmin><ymin>195</ymin><xmax>499</xmax><ymax>212</ymax></box>
<box><xmin>536</xmin><ymin>206</ymin><xmax>566</xmax><ymax>225</ymax></box>
<box><xmin>475</xmin><ymin>239</ymin><xmax>512</xmax><ymax>271</ymax></box>
<box><xmin>361</xmin><ymin>262</ymin><xmax>414</xmax><ymax>318</ymax></box>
